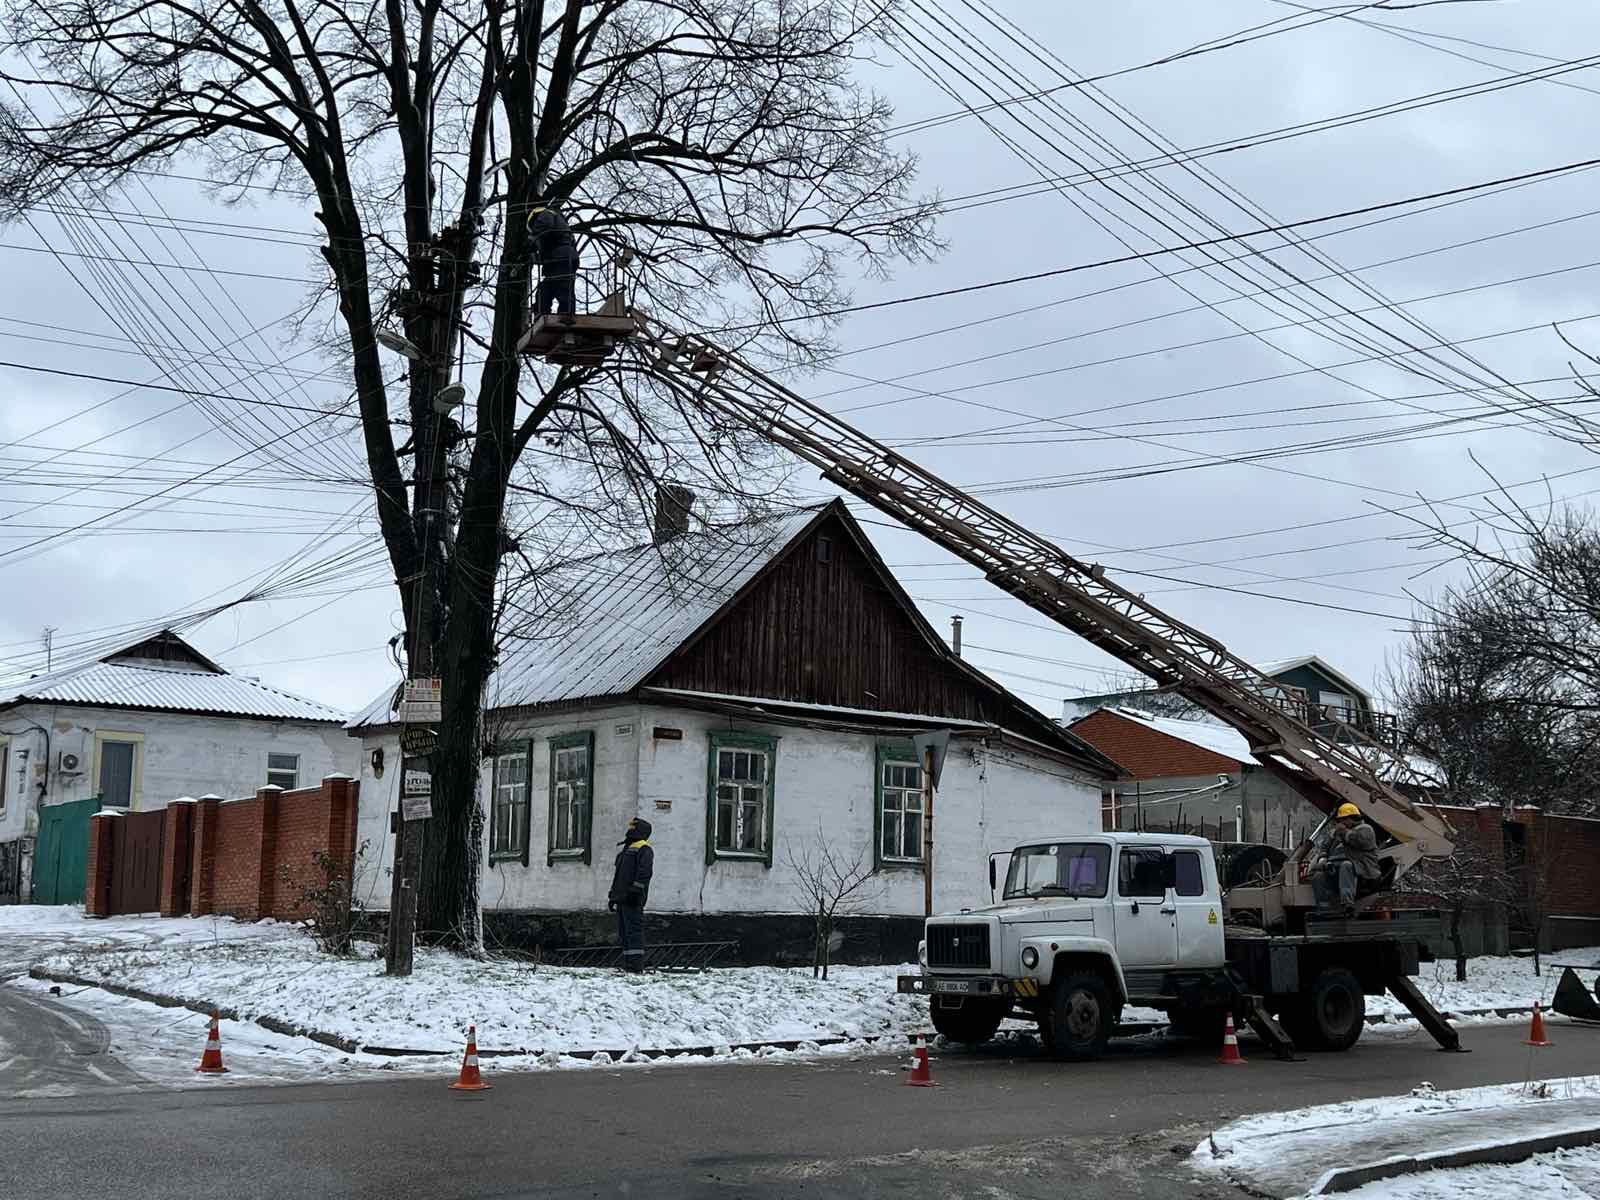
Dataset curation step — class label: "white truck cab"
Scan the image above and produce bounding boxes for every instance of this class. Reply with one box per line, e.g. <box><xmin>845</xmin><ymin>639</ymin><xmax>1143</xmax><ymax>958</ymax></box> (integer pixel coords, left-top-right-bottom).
<box><xmin>901</xmin><ymin>832</ymin><xmax>1233</xmax><ymax>1058</ymax></box>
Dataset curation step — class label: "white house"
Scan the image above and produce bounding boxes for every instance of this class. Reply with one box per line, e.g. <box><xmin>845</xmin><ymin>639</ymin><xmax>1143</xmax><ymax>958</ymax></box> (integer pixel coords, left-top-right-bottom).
<box><xmin>0</xmin><ymin>630</ymin><xmax>352</xmax><ymax>902</ymax></box>
<box><xmin>349</xmin><ymin>500</ymin><xmax>1119</xmax><ymax>962</ymax></box>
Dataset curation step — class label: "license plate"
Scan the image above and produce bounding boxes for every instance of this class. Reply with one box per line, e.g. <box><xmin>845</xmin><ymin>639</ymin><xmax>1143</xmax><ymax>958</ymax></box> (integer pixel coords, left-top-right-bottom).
<box><xmin>931</xmin><ymin>979</ymin><xmax>973</xmax><ymax>994</ymax></box>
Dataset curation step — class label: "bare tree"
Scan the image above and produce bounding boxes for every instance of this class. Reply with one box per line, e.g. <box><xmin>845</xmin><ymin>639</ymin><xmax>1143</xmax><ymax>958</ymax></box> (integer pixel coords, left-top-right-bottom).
<box><xmin>1406</xmin><ymin>824</ymin><xmax>1517</xmax><ymax>982</ymax></box>
<box><xmin>0</xmin><ymin>0</ymin><xmax>937</xmax><ymax>970</ymax></box>
<box><xmin>785</xmin><ymin>826</ymin><xmax>877</xmax><ymax>980</ymax></box>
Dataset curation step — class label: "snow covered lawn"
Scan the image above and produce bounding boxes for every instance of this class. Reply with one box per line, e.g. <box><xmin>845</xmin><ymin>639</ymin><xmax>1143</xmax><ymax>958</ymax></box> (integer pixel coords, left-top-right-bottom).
<box><xmin>1378</xmin><ymin>949</ymin><xmax>1600</xmax><ymax>1021</ymax></box>
<box><xmin>25</xmin><ymin>908</ymin><xmax>925</xmax><ymax>1053</ymax></box>
<box><xmin>1193</xmin><ymin>1076</ymin><xmax>1600</xmax><ymax>1197</ymax></box>
<box><xmin>1328</xmin><ymin>1146</ymin><xmax>1600</xmax><ymax>1199</ymax></box>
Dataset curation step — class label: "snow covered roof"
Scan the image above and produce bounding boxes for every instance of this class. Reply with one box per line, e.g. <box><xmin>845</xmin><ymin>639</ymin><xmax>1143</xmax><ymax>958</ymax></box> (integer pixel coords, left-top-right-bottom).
<box><xmin>1</xmin><ymin>632</ymin><xmax>347</xmax><ymax>723</ymax></box>
<box><xmin>349</xmin><ymin>506</ymin><xmax>827</xmax><ymax>730</ymax></box>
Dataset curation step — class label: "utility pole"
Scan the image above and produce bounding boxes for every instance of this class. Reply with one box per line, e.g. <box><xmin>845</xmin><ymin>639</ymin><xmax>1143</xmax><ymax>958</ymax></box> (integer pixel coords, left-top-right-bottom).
<box><xmin>41</xmin><ymin>626</ymin><xmax>55</xmax><ymax>672</ymax></box>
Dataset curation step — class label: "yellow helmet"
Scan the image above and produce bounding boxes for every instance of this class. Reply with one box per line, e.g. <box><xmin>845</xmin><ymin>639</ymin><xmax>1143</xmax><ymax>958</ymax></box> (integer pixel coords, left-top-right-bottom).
<box><xmin>1335</xmin><ymin>802</ymin><xmax>1361</xmax><ymax>820</ymax></box>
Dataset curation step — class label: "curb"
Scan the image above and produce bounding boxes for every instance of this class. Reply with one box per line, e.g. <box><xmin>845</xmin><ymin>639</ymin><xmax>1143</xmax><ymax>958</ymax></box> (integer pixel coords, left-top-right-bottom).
<box><xmin>1311</xmin><ymin>1123</ymin><xmax>1600</xmax><ymax>1194</ymax></box>
<box><xmin>26</xmin><ymin>965</ymin><xmax>923</xmax><ymax>1063</ymax></box>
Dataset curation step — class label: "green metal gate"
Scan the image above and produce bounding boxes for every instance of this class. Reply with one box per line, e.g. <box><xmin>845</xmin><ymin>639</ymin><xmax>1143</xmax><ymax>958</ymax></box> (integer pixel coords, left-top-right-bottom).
<box><xmin>31</xmin><ymin>797</ymin><xmax>98</xmax><ymax>905</ymax></box>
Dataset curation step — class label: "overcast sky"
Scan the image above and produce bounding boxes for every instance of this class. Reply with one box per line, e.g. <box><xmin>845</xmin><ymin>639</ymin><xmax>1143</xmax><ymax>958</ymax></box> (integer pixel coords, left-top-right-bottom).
<box><xmin>4</xmin><ymin>0</ymin><xmax>1600</xmax><ymax>722</ymax></box>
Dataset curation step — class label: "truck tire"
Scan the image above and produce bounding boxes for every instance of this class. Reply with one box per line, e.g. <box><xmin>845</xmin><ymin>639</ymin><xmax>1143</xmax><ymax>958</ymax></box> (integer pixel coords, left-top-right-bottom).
<box><xmin>1285</xmin><ymin>967</ymin><xmax>1365</xmax><ymax>1052</ymax></box>
<box><xmin>1045</xmin><ymin>971</ymin><xmax>1117</xmax><ymax>1061</ymax></box>
<box><xmin>928</xmin><ymin>997</ymin><xmax>1007</xmax><ymax>1046</ymax></box>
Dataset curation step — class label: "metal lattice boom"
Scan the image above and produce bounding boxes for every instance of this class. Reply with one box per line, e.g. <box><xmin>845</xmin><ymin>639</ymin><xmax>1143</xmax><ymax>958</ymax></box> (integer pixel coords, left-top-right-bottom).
<box><xmin>626</xmin><ymin>318</ymin><xmax>1453</xmax><ymax>870</ymax></box>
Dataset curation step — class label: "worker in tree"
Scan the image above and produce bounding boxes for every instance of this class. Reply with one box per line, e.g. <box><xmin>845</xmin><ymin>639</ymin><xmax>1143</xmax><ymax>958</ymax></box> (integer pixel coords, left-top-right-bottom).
<box><xmin>526</xmin><ymin>200</ymin><xmax>580</xmax><ymax>319</ymax></box>
<box><xmin>608</xmin><ymin>816</ymin><xmax>654</xmax><ymax>972</ymax></box>
<box><xmin>1311</xmin><ymin>802</ymin><xmax>1381</xmax><ymax>916</ymax></box>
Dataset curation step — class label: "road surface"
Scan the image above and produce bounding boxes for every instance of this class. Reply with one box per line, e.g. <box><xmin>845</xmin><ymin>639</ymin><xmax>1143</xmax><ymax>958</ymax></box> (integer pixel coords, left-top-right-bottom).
<box><xmin>4</xmin><ymin>1021</ymin><xmax>1595</xmax><ymax>1199</ymax></box>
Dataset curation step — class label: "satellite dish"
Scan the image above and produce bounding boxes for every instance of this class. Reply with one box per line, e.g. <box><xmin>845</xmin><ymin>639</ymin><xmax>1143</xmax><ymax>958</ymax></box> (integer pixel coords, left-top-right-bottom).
<box><xmin>433</xmin><ymin>381</ymin><xmax>467</xmax><ymax>414</ymax></box>
<box><xmin>376</xmin><ymin>327</ymin><xmax>425</xmax><ymax>360</ymax></box>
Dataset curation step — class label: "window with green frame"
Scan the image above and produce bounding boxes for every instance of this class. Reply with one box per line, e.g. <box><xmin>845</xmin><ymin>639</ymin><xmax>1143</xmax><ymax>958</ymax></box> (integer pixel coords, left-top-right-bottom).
<box><xmin>706</xmin><ymin>731</ymin><xmax>778</xmax><ymax>866</ymax></box>
<box><xmin>490</xmin><ymin>745</ymin><xmax>531</xmax><ymax>864</ymax></box>
<box><xmin>874</xmin><ymin>742</ymin><xmax>924</xmax><ymax>869</ymax></box>
<box><xmin>547</xmin><ymin>730</ymin><xmax>594</xmax><ymax>865</ymax></box>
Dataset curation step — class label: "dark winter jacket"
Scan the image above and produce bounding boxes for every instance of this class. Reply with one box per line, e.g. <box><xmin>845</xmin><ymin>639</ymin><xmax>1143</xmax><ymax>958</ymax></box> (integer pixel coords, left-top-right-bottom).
<box><xmin>527</xmin><ymin>206</ymin><xmax>578</xmax><ymax>264</ymax></box>
<box><xmin>609</xmin><ymin>818</ymin><xmax>654</xmax><ymax>909</ymax></box>
<box><xmin>1326</xmin><ymin>821</ymin><xmax>1382</xmax><ymax>880</ymax></box>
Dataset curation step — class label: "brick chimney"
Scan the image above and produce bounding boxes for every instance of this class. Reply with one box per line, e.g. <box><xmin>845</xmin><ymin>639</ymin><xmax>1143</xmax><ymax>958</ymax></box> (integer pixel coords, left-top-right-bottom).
<box><xmin>654</xmin><ymin>484</ymin><xmax>695</xmax><ymax>544</ymax></box>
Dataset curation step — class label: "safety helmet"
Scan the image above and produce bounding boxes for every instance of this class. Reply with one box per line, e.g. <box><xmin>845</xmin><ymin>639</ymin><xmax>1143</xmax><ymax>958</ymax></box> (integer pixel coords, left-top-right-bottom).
<box><xmin>1334</xmin><ymin>802</ymin><xmax>1361</xmax><ymax>820</ymax></box>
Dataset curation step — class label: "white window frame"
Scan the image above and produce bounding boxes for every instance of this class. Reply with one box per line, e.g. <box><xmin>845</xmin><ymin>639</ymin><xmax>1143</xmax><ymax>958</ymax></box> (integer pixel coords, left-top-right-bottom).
<box><xmin>490</xmin><ymin>750</ymin><xmax>529</xmax><ymax>861</ymax></box>
<box><xmin>92</xmin><ymin>731</ymin><xmax>144</xmax><ymax>810</ymax></box>
<box><xmin>714</xmin><ymin>746</ymin><xmax>770</xmax><ymax>857</ymax></box>
<box><xmin>879</xmin><ymin>758</ymin><xmax>924</xmax><ymax>864</ymax></box>
<box><xmin>549</xmin><ymin>741</ymin><xmax>590</xmax><ymax>857</ymax></box>
<box><xmin>1318</xmin><ymin>690</ymin><xmax>1356</xmax><ymax>723</ymax></box>
<box><xmin>266</xmin><ymin>751</ymin><xmax>300</xmax><ymax>791</ymax></box>
<box><xmin>0</xmin><ymin>735</ymin><xmax>9</xmax><ymax>817</ymax></box>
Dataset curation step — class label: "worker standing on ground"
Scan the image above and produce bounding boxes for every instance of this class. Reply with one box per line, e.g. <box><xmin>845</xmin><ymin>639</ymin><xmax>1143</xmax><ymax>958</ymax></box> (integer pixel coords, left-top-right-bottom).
<box><xmin>527</xmin><ymin>200</ymin><xmax>580</xmax><ymax>319</ymax></box>
<box><xmin>1311</xmin><ymin>802</ymin><xmax>1381</xmax><ymax>916</ymax></box>
<box><xmin>608</xmin><ymin>817</ymin><xmax>653</xmax><ymax>972</ymax></box>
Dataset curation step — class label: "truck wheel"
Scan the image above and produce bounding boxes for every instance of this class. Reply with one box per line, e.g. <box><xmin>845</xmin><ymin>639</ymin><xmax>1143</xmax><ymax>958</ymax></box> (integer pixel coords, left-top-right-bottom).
<box><xmin>928</xmin><ymin>997</ymin><xmax>1007</xmax><ymax>1046</ymax></box>
<box><xmin>1046</xmin><ymin>972</ymin><xmax>1117</xmax><ymax>1061</ymax></box>
<box><xmin>1288</xmin><ymin>967</ymin><xmax>1366</xmax><ymax>1052</ymax></box>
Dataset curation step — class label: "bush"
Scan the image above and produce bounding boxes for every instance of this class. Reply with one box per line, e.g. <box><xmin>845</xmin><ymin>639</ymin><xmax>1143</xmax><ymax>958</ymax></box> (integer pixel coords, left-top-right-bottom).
<box><xmin>281</xmin><ymin>842</ymin><xmax>366</xmax><ymax>956</ymax></box>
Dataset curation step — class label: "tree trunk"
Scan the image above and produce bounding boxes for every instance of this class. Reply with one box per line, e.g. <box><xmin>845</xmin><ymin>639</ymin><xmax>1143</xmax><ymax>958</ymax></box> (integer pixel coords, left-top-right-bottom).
<box><xmin>415</xmin><ymin>664</ymin><xmax>487</xmax><ymax>951</ymax></box>
<box><xmin>1451</xmin><ymin>902</ymin><xmax>1467</xmax><ymax>982</ymax></box>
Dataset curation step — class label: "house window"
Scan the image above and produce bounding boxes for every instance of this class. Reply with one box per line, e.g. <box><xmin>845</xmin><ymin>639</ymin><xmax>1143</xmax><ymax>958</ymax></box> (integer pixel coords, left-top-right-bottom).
<box><xmin>266</xmin><ymin>752</ymin><xmax>299</xmax><ymax>791</ymax></box>
<box><xmin>0</xmin><ymin>738</ymin><xmax>8</xmax><ymax>816</ymax></box>
<box><xmin>548</xmin><ymin>731</ymin><xmax>594</xmax><ymax>863</ymax></box>
<box><xmin>490</xmin><ymin>750</ymin><xmax>530</xmax><ymax>862</ymax></box>
<box><xmin>96</xmin><ymin>736</ymin><xmax>140</xmax><ymax>808</ymax></box>
<box><xmin>707</xmin><ymin>732</ymin><xmax>778</xmax><ymax>864</ymax></box>
<box><xmin>1318</xmin><ymin>691</ymin><xmax>1355</xmax><ymax>723</ymax></box>
<box><xmin>877</xmin><ymin>754</ymin><xmax>924</xmax><ymax>865</ymax></box>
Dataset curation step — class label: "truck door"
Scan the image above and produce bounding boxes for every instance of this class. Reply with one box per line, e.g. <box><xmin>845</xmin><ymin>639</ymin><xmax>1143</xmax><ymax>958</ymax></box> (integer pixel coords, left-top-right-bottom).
<box><xmin>1114</xmin><ymin>847</ymin><xmax>1177</xmax><ymax>967</ymax></box>
<box><xmin>1169</xmin><ymin>847</ymin><xmax>1225</xmax><ymax>966</ymax></box>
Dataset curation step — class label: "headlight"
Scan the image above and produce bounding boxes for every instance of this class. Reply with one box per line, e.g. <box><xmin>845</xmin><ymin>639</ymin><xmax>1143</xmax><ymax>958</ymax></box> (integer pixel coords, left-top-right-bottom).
<box><xmin>1021</xmin><ymin>946</ymin><xmax>1039</xmax><ymax>969</ymax></box>
<box><xmin>918</xmin><ymin>940</ymin><xmax>928</xmax><ymax>968</ymax></box>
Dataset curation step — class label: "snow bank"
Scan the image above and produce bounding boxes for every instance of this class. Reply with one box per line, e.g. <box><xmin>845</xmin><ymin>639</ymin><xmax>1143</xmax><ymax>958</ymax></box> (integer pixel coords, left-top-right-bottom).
<box><xmin>35</xmin><ymin>925</ymin><xmax>926</xmax><ymax>1053</ymax></box>
<box><xmin>1378</xmin><ymin>949</ymin><xmax>1600</xmax><ymax>1019</ymax></box>
<box><xmin>1327</xmin><ymin>1146</ymin><xmax>1600</xmax><ymax>1199</ymax></box>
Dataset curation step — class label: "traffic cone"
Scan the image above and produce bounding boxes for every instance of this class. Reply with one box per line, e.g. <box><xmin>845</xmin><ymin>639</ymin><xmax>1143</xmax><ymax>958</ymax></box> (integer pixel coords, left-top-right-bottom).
<box><xmin>449</xmin><ymin>1024</ymin><xmax>492</xmax><ymax>1091</ymax></box>
<box><xmin>1524</xmin><ymin>1002</ymin><xmax>1553</xmax><ymax>1047</ymax></box>
<box><xmin>1217</xmin><ymin>1013</ymin><xmax>1246</xmax><ymax>1065</ymax></box>
<box><xmin>905</xmin><ymin>1035</ymin><xmax>937</xmax><ymax>1087</ymax></box>
<box><xmin>195</xmin><ymin>1012</ymin><xmax>227</xmax><ymax>1074</ymax></box>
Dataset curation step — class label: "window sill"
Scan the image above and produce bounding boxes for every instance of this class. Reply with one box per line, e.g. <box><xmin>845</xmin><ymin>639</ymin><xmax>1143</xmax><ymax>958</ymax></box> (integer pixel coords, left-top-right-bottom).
<box><xmin>489</xmin><ymin>850</ymin><xmax>527</xmax><ymax>865</ymax></box>
<box><xmin>877</xmin><ymin>858</ymin><xmax>925</xmax><ymax>871</ymax></box>
<box><xmin>547</xmin><ymin>850</ymin><xmax>588</xmax><ymax>862</ymax></box>
<box><xmin>711</xmin><ymin>850</ymin><xmax>769</xmax><ymax>862</ymax></box>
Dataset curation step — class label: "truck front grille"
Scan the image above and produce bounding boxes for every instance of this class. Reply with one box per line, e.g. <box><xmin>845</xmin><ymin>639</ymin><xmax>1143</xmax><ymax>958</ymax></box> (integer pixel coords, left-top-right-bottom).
<box><xmin>927</xmin><ymin>922</ymin><xmax>990</xmax><ymax>970</ymax></box>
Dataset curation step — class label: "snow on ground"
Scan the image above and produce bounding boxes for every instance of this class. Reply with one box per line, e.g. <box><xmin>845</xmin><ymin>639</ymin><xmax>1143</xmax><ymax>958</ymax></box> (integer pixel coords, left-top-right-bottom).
<box><xmin>1328</xmin><ymin>1146</ymin><xmax>1600</xmax><ymax>1200</ymax></box>
<box><xmin>29</xmin><ymin>909</ymin><xmax>926</xmax><ymax>1053</ymax></box>
<box><xmin>1193</xmin><ymin>1076</ymin><xmax>1600</xmax><ymax>1197</ymax></box>
<box><xmin>1383</xmin><ymin>949</ymin><xmax>1600</xmax><ymax>1020</ymax></box>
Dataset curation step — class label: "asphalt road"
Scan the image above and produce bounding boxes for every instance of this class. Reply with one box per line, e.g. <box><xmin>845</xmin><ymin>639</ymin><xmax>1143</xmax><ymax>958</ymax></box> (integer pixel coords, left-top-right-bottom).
<box><xmin>5</xmin><ymin>1022</ymin><xmax>1596</xmax><ymax>1200</ymax></box>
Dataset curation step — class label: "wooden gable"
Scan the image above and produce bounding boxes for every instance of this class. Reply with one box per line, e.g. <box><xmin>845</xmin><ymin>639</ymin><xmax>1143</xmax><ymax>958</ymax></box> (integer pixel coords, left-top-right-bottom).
<box><xmin>645</xmin><ymin>507</ymin><xmax>1034</xmax><ymax>728</ymax></box>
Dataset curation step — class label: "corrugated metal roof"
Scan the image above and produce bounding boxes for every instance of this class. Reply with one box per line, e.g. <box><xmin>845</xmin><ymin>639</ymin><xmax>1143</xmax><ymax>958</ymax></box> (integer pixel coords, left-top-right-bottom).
<box><xmin>349</xmin><ymin>506</ymin><xmax>826</xmax><ymax>730</ymax></box>
<box><xmin>4</xmin><ymin>659</ymin><xmax>348</xmax><ymax>723</ymax></box>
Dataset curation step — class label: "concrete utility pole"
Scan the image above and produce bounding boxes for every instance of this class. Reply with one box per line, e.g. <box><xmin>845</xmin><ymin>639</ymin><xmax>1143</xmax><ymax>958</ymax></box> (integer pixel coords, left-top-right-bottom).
<box><xmin>41</xmin><ymin>626</ymin><xmax>55</xmax><ymax>672</ymax></box>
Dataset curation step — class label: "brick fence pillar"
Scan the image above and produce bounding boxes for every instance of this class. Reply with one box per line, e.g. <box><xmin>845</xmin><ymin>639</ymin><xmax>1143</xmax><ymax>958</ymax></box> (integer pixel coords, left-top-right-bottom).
<box><xmin>323</xmin><ymin>774</ymin><xmax>358</xmax><ymax>880</ymax></box>
<box><xmin>84</xmin><ymin>811</ymin><xmax>117</xmax><ymax>917</ymax></box>
<box><xmin>252</xmin><ymin>785</ymin><xmax>282</xmax><ymax>920</ymax></box>
<box><xmin>189</xmin><ymin>795</ymin><xmax>222</xmax><ymax>916</ymax></box>
<box><xmin>158</xmin><ymin>799</ymin><xmax>196</xmax><ymax>917</ymax></box>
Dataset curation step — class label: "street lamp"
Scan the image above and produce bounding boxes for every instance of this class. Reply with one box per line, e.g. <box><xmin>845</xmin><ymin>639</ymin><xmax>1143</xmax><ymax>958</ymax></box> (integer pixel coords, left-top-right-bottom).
<box><xmin>375</xmin><ymin>327</ymin><xmax>425</xmax><ymax>360</ymax></box>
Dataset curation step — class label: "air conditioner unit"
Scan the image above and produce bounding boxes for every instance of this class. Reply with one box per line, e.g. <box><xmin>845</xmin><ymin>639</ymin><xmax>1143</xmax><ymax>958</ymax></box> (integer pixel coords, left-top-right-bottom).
<box><xmin>58</xmin><ymin>751</ymin><xmax>82</xmax><ymax>774</ymax></box>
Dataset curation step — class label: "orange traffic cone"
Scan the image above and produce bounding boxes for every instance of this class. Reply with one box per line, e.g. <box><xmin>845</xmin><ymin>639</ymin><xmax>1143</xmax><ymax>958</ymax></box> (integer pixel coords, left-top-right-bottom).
<box><xmin>195</xmin><ymin>1012</ymin><xmax>227</xmax><ymax>1074</ymax></box>
<box><xmin>1217</xmin><ymin>1012</ymin><xmax>1246</xmax><ymax>1065</ymax></box>
<box><xmin>1524</xmin><ymin>1002</ymin><xmax>1553</xmax><ymax>1047</ymax></box>
<box><xmin>449</xmin><ymin>1024</ymin><xmax>492</xmax><ymax>1091</ymax></box>
<box><xmin>905</xmin><ymin>1035</ymin><xmax>937</xmax><ymax>1087</ymax></box>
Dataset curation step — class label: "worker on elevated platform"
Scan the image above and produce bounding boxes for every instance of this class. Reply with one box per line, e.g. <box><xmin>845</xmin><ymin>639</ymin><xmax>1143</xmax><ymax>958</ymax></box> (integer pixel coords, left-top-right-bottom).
<box><xmin>527</xmin><ymin>200</ymin><xmax>579</xmax><ymax>320</ymax></box>
<box><xmin>1311</xmin><ymin>802</ymin><xmax>1381</xmax><ymax>916</ymax></box>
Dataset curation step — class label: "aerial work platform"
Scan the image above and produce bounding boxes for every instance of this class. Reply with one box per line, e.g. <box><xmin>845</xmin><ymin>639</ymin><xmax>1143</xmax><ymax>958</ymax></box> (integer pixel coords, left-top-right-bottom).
<box><xmin>517</xmin><ymin>311</ymin><xmax>639</xmax><ymax>366</ymax></box>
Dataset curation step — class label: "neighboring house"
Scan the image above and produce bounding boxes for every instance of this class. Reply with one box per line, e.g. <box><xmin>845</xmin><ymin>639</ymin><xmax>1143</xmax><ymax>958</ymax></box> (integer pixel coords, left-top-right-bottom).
<box><xmin>0</xmin><ymin>631</ymin><xmax>352</xmax><ymax>902</ymax></box>
<box><xmin>348</xmin><ymin>499</ymin><xmax>1119</xmax><ymax>962</ymax></box>
<box><xmin>1061</xmin><ymin>654</ymin><xmax>1399</xmax><ymax>746</ymax></box>
<box><xmin>1067</xmin><ymin>706</ymin><xmax>1322</xmax><ymax>849</ymax></box>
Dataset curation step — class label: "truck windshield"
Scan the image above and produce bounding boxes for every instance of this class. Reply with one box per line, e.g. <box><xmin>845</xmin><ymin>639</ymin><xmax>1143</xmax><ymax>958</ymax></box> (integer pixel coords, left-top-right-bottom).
<box><xmin>1003</xmin><ymin>843</ymin><xmax>1111</xmax><ymax>900</ymax></box>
